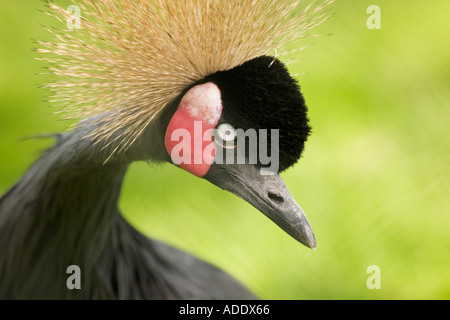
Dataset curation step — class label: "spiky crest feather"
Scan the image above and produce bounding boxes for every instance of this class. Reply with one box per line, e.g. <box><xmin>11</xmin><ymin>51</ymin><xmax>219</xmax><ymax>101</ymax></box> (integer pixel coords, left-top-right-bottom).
<box><xmin>37</xmin><ymin>0</ymin><xmax>333</xmax><ymax>156</ymax></box>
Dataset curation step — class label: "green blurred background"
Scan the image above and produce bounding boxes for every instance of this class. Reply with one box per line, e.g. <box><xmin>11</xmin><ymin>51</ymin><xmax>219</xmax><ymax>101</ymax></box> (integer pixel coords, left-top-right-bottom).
<box><xmin>0</xmin><ymin>1</ymin><xmax>449</xmax><ymax>300</ymax></box>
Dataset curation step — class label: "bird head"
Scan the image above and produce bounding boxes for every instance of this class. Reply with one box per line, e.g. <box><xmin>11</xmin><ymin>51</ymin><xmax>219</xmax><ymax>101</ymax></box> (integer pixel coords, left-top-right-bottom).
<box><xmin>39</xmin><ymin>0</ymin><xmax>334</xmax><ymax>249</ymax></box>
<box><xmin>161</xmin><ymin>56</ymin><xmax>316</xmax><ymax>248</ymax></box>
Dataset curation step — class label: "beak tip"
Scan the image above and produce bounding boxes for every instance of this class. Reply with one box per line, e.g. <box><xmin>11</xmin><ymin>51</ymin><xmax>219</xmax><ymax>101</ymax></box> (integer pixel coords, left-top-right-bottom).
<box><xmin>305</xmin><ymin>238</ymin><xmax>317</xmax><ymax>251</ymax></box>
<box><xmin>295</xmin><ymin>220</ymin><xmax>317</xmax><ymax>250</ymax></box>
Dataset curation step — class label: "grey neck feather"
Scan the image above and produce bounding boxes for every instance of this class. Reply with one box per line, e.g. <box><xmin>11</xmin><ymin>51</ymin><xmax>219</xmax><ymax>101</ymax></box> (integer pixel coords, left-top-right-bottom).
<box><xmin>0</xmin><ymin>115</ymin><xmax>256</xmax><ymax>300</ymax></box>
<box><xmin>0</xmin><ymin>117</ymin><xmax>132</xmax><ymax>298</ymax></box>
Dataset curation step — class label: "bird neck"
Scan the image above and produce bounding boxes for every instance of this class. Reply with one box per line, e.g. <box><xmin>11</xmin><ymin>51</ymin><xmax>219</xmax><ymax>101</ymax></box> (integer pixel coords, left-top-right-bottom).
<box><xmin>4</xmin><ymin>115</ymin><xmax>155</xmax><ymax>255</ymax></box>
<box><xmin>2</xmin><ymin>110</ymin><xmax>169</xmax><ymax>239</ymax></box>
<box><xmin>0</xmin><ymin>113</ymin><xmax>174</xmax><ymax>298</ymax></box>
<box><xmin>2</xmin><ymin>126</ymin><xmax>129</xmax><ymax>243</ymax></box>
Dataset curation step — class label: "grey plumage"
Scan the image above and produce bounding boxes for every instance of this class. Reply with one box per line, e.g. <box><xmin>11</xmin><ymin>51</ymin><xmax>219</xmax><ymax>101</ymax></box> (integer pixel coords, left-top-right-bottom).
<box><xmin>0</xmin><ymin>117</ymin><xmax>255</xmax><ymax>300</ymax></box>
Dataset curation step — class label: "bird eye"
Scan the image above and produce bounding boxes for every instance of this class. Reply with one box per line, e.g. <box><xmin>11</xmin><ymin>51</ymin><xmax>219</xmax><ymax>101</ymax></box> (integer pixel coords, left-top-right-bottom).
<box><xmin>217</xmin><ymin>124</ymin><xmax>236</xmax><ymax>142</ymax></box>
<box><xmin>215</xmin><ymin>123</ymin><xmax>237</xmax><ymax>149</ymax></box>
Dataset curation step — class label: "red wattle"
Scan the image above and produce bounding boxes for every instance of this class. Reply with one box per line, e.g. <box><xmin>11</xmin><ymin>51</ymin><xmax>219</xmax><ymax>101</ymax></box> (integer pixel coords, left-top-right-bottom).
<box><xmin>165</xmin><ymin>83</ymin><xmax>223</xmax><ymax>178</ymax></box>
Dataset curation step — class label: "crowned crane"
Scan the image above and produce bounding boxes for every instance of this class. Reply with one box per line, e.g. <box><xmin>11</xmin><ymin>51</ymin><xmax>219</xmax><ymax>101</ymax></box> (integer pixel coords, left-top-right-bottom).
<box><xmin>0</xmin><ymin>0</ymin><xmax>333</xmax><ymax>299</ymax></box>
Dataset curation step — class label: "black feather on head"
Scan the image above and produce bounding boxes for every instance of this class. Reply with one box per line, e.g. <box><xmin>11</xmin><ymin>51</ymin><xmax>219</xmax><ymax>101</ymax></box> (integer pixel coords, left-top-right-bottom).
<box><xmin>204</xmin><ymin>56</ymin><xmax>311</xmax><ymax>172</ymax></box>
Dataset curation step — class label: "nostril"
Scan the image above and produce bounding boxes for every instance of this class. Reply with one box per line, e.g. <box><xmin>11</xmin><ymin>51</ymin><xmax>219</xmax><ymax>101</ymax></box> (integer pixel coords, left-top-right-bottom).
<box><xmin>268</xmin><ymin>192</ymin><xmax>284</xmax><ymax>204</ymax></box>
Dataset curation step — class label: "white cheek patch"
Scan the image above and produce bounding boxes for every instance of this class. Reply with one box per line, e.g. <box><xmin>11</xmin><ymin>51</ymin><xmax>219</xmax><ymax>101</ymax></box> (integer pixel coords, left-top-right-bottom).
<box><xmin>180</xmin><ymin>82</ymin><xmax>223</xmax><ymax>125</ymax></box>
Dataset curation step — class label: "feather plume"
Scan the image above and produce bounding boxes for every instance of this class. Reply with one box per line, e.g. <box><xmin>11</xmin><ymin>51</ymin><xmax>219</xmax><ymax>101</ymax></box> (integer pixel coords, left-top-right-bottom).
<box><xmin>37</xmin><ymin>0</ymin><xmax>334</xmax><ymax>155</ymax></box>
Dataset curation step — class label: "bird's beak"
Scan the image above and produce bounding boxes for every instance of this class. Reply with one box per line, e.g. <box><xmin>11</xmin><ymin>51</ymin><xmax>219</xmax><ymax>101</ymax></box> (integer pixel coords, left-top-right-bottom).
<box><xmin>204</xmin><ymin>163</ymin><xmax>317</xmax><ymax>249</ymax></box>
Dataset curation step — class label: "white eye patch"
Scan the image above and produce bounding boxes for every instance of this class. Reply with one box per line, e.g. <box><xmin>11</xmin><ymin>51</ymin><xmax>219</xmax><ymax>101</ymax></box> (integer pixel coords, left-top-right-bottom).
<box><xmin>182</xmin><ymin>82</ymin><xmax>223</xmax><ymax>125</ymax></box>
